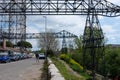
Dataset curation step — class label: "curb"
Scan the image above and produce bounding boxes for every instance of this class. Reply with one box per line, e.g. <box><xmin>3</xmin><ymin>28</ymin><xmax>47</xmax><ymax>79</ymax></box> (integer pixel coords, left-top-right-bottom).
<box><xmin>48</xmin><ymin>58</ymin><xmax>65</xmax><ymax>80</ymax></box>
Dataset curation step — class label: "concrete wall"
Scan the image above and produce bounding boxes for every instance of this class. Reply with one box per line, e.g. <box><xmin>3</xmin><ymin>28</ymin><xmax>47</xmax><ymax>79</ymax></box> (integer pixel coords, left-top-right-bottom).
<box><xmin>48</xmin><ymin>58</ymin><xmax>65</xmax><ymax>80</ymax></box>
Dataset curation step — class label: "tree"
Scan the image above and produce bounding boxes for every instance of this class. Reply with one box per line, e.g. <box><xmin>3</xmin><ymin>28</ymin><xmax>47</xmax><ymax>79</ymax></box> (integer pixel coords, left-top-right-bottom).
<box><xmin>74</xmin><ymin>35</ymin><xmax>83</xmax><ymax>52</ymax></box>
<box><xmin>71</xmin><ymin>35</ymin><xmax>83</xmax><ymax>65</ymax></box>
<box><xmin>61</xmin><ymin>47</ymin><xmax>68</xmax><ymax>54</ymax></box>
<box><xmin>17</xmin><ymin>41</ymin><xmax>32</xmax><ymax>48</ymax></box>
<box><xmin>82</xmin><ymin>26</ymin><xmax>105</xmax><ymax>73</ymax></box>
<box><xmin>0</xmin><ymin>41</ymin><xmax>13</xmax><ymax>47</ymax></box>
<box><xmin>38</xmin><ymin>30</ymin><xmax>59</xmax><ymax>56</ymax></box>
<box><xmin>104</xmin><ymin>47</ymin><xmax>120</xmax><ymax>78</ymax></box>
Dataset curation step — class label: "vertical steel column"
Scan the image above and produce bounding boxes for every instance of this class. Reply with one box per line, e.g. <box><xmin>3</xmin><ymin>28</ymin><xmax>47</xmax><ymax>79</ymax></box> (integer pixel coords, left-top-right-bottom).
<box><xmin>62</xmin><ymin>30</ymin><xmax>67</xmax><ymax>53</ymax></box>
<box><xmin>62</xmin><ymin>30</ymin><xmax>67</xmax><ymax>49</ymax></box>
<box><xmin>83</xmin><ymin>0</ymin><xmax>104</xmax><ymax>80</ymax></box>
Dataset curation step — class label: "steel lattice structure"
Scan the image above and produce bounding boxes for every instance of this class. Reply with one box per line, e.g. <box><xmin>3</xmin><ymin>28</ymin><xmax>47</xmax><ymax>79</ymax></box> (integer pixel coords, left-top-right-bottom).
<box><xmin>55</xmin><ymin>30</ymin><xmax>77</xmax><ymax>49</ymax></box>
<box><xmin>0</xmin><ymin>0</ymin><xmax>119</xmax><ymax>16</ymax></box>
<box><xmin>0</xmin><ymin>30</ymin><xmax>77</xmax><ymax>49</ymax></box>
<box><xmin>0</xmin><ymin>0</ymin><xmax>26</xmax><ymax>44</ymax></box>
<box><xmin>0</xmin><ymin>0</ymin><xmax>120</xmax><ymax>79</ymax></box>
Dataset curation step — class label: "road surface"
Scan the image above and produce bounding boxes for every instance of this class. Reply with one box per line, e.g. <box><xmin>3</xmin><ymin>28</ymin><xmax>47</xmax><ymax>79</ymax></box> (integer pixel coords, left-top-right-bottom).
<box><xmin>0</xmin><ymin>58</ymin><xmax>44</xmax><ymax>80</ymax></box>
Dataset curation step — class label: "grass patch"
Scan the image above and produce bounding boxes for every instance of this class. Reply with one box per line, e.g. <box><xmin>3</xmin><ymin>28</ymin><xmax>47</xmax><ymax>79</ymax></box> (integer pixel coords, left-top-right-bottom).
<box><xmin>51</xmin><ymin>57</ymin><xmax>84</xmax><ymax>80</ymax></box>
<box><xmin>70</xmin><ymin>64</ymin><xmax>91</xmax><ymax>79</ymax></box>
<box><xmin>40</xmin><ymin>60</ymin><xmax>50</xmax><ymax>80</ymax></box>
<box><xmin>59</xmin><ymin>54</ymin><xmax>92</xmax><ymax>80</ymax></box>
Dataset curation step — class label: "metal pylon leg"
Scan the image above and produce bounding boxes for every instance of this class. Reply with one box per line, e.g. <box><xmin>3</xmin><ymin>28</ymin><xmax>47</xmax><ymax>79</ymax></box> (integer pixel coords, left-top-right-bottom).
<box><xmin>83</xmin><ymin>13</ymin><xmax>104</xmax><ymax>80</ymax></box>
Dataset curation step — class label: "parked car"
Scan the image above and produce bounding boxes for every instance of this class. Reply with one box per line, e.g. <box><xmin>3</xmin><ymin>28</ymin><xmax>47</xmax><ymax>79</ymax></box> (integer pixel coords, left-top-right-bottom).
<box><xmin>16</xmin><ymin>54</ymin><xmax>24</xmax><ymax>60</ymax></box>
<box><xmin>9</xmin><ymin>54</ymin><xmax>17</xmax><ymax>61</ymax></box>
<box><xmin>0</xmin><ymin>54</ymin><xmax>10</xmax><ymax>63</ymax></box>
<box><xmin>39</xmin><ymin>53</ymin><xmax>45</xmax><ymax>59</ymax></box>
<box><xmin>9</xmin><ymin>54</ymin><xmax>21</xmax><ymax>61</ymax></box>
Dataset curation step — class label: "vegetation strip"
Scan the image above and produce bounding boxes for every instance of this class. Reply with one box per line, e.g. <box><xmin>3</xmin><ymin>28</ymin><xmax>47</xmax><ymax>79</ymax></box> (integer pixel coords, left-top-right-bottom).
<box><xmin>51</xmin><ymin>57</ymin><xmax>84</xmax><ymax>80</ymax></box>
<box><xmin>59</xmin><ymin>54</ymin><xmax>91</xmax><ymax>80</ymax></box>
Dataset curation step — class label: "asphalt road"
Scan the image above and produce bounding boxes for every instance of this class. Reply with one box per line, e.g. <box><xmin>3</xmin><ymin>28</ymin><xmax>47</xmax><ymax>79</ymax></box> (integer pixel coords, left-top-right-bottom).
<box><xmin>0</xmin><ymin>58</ymin><xmax>44</xmax><ymax>80</ymax></box>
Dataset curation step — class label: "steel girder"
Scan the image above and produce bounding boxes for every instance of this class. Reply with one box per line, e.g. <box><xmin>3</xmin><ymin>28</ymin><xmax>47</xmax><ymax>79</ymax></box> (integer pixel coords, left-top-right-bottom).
<box><xmin>0</xmin><ymin>0</ymin><xmax>119</xmax><ymax>16</ymax></box>
<box><xmin>0</xmin><ymin>30</ymin><xmax>77</xmax><ymax>39</ymax></box>
<box><xmin>1</xmin><ymin>30</ymin><xmax>77</xmax><ymax>52</ymax></box>
<box><xmin>55</xmin><ymin>30</ymin><xmax>77</xmax><ymax>48</ymax></box>
<box><xmin>0</xmin><ymin>0</ymin><xmax>26</xmax><ymax>43</ymax></box>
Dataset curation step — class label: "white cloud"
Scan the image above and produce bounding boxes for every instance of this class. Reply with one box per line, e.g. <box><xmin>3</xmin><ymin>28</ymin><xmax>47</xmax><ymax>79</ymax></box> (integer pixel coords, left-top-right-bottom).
<box><xmin>27</xmin><ymin>15</ymin><xmax>87</xmax><ymax>50</ymax></box>
<box><xmin>102</xmin><ymin>25</ymin><xmax>115</xmax><ymax>33</ymax></box>
<box><xmin>47</xmin><ymin>15</ymin><xmax>86</xmax><ymax>35</ymax></box>
<box><xmin>102</xmin><ymin>24</ymin><xmax>120</xmax><ymax>44</ymax></box>
<box><xmin>107</xmin><ymin>0</ymin><xmax>120</xmax><ymax>5</ymax></box>
<box><xmin>26</xmin><ymin>27</ymin><xmax>39</xmax><ymax>33</ymax></box>
<box><xmin>98</xmin><ymin>16</ymin><xmax>104</xmax><ymax>20</ymax></box>
<box><xmin>27</xmin><ymin>39</ymin><xmax>39</xmax><ymax>50</ymax></box>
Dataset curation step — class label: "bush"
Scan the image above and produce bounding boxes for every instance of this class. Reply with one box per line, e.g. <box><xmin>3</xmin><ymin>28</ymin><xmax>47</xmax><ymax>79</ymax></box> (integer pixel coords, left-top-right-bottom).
<box><xmin>71</xmin><ymin>52</ymin><xmax>83</xmax><ymax>64</ymax></box>
<box><xmin>70</xmin><ymin>64</ymin><xmax>82</xmax><ymax>73</ymax></box>
<box><xmin>70</xmin><ymin>59</ymin><xmax>83</xmax><ymax>70</ymax></box>
<box><xmin>59</xmin><ymin>54</ymin><xmax>91</xmax><ymax>79</ymax></box>
<box><xmin>51</xmin><ymin>57</ymin><xmax>82</xmax><ymax>80</ymax></box>
<box><xmin>59</xmin><ymin>54</ymin><xmax>70</xmax><ymax>63</ymax></box>
<box><xmin>59</xmin><ymin>54</ymin><xmax>83</xmax><ymax>70</ymax></box>
<box><xmin>86</xmin><ymin>78</ymin><xmax>92</xmax><ymax>80</ymax></box>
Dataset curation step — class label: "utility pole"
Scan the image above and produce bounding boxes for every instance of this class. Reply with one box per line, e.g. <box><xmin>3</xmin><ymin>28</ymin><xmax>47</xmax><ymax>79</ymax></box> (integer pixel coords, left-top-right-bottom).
<box><xmin>43</xmin><ymin>16</ymin><xmax>47</xmax><ymax>61</ymax></box>
<box><xmin>43</xmin><ymin>16</ymin><xmax>48</xmax><ymax>80</ymax></box>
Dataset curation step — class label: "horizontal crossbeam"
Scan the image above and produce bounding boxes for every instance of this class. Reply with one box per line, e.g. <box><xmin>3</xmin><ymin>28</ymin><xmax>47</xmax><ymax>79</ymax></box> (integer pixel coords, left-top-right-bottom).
<box><xmin>0</xmin><ymin>30</ymin><xmax>77</xmax><ymax>39</ymax></box>
<box><xmin>0</xmin><ymin>0</ymin><xmax>120</xmax><ymax>17</ymax></box>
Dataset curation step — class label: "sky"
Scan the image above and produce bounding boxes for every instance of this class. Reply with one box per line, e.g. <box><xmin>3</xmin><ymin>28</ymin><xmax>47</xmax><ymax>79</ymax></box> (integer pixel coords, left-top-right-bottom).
<box><xmin>26</xmin><ymin>0</ymin><xmax>120</xmax><ymax>50</ymax></box>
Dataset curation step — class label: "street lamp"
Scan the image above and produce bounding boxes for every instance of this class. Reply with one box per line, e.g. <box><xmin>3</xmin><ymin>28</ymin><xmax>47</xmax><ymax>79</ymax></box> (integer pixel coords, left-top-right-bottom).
<box><xmin>43</xmin><ymin>16</ymin><xmax>47</xmax><ymax>61</ymax></box>
<box><xmin>43</xmin><ymin>16</ymin><xmax>49</xmax><ymax>80</ymax></box>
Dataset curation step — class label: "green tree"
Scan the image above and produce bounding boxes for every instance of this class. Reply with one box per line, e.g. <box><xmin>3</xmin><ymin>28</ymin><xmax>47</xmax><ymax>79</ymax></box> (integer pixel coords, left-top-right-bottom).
<box><xmin>71</xmin><ymin>35</ymin><xmax>83</xmax><ymax>65</ymax></box>
<box><xmin>61</xmin><ymin>47</ymin><xmax>68</xmax><ymax>54</ymax></box>
<box><xmin>82</xmin><ymin>26</ymin><xmax>105</xmax><ymax>72</ymax></box>
<box><xmin>105</xmin><ymin>47</ymin><xmax>120</xmax><ymax>78</ymax></box>
<box><xmin>74</xmin><ymin>35</ymin><xmax>83</xmax><ymax>52</ymax></box>
<box><xmin>0</xmin><ymin>41</ymin><xmax>13</xmax><ymax>47</ymax></box>
<box><xmin>17</xmin><ymin>41</ymin><xmax>32</xmax><ymax>48</ymax></box>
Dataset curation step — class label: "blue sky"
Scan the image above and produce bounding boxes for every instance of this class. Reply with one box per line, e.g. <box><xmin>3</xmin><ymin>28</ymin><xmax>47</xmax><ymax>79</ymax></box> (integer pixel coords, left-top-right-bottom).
<box><xmin>26</xmin><ymin>0</ymin><xmax>120</xmax><ymax>50</ymax></box>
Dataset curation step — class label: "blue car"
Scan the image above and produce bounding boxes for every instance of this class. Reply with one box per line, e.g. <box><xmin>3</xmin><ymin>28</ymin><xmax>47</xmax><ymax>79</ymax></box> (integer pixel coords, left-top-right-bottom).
<box><xmin>0</xmin><ymin>55</ymin><xmax>10</xmax><ymax>63</ymax></box>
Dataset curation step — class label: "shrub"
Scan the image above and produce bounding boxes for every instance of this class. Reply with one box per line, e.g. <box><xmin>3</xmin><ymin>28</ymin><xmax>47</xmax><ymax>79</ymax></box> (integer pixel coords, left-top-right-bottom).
<box><xmin>51</xmin><ymin>57</ymin><xmax>82</xmax><ymax>80</ymax></box>
<box><xmin>59</xmin><ymin>54</ymin><xmax>70</xmax><ymax>63</ymax></box>
<box><xmin>70</xmin><ymin>59</ymin><xmax>83</xmax><ymax>70</ymax></box>
<box><xmin>71</xmin><ymin>52</ymin><xmax>83</xmax><ymax>65</ymax></box>
<box><xmin>59</xmin><ymin>54</ymin><xmax>91</xmax><ymax>79</ymax></box>
<box><xmin>59</xmin><ymin>54</ymin><xmax>83</xmax><ymax>70</ymax></box>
